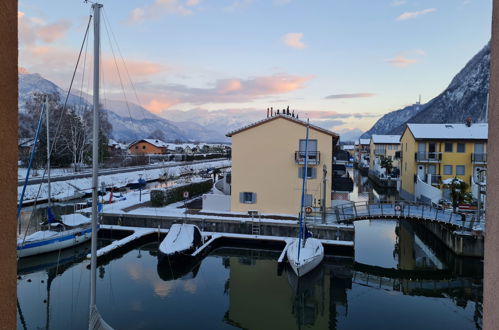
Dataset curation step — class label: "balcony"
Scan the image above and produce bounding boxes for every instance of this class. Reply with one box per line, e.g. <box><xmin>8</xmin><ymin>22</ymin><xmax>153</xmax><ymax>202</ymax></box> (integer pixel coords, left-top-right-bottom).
<box><xmin>471</xmin><ymin>153</ymin><xmax>487</xmax><ymax>164</ymax></box>
<box><xmin>295</xmin><ymin>151</ymin><xmax>321</xmax><ymax>165</ymax></box>
<box><xmin>374</xmin><ymin>149</ymin><xmax>386</xmax><ymax>156</ymax></box>
<box><xmin>415</xmin><ymin>152</ymin><xmax>442</xmax><ymax>162</ymax></box>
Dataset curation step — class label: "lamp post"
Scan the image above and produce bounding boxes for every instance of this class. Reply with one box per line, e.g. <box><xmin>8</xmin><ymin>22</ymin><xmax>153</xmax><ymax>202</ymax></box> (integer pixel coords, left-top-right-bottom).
<box><xmin>477</xmin><ymin>169</ymin><xmax>487</xmax><ymax>224</ymax></box>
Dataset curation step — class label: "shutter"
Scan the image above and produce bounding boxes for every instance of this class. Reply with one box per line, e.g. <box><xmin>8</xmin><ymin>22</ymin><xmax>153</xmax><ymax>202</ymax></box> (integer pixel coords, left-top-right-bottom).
<box><xmin>298</xmin><ymin>167</ymin><xmax>303</xmax><ymax>179</ymax></box>
<box><xmin>252</xmin><ymin>193</ymin><xmax>257</xmax><ymax>203</ymax></box>
<box><xmin>239</xmin><ymin>192</ymin><xmax>244</xmax><ymax>203</ymax></box>
<box><xmin>311</xmin><ymin>167</ymin><xmax>317</xmax><ymax>179</ymax></box>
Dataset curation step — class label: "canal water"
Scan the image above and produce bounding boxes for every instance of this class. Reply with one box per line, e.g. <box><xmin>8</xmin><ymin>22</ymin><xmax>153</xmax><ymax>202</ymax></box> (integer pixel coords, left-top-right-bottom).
<box><xmin>17</xmin><ymin>169</ymin><xmax>483</xmax><ymax>329</ymax></box>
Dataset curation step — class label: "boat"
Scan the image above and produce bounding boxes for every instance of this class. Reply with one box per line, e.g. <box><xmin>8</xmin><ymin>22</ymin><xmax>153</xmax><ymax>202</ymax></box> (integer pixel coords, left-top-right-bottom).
<box><xmin>16</xmin><ymin>96</ymin><xmax>92</xmax><ymax>258</ymax></box>
<box><xmin>158</xmin><ymin>223</ymin><xmax>203</xmax><ymax>263</ymax></box>
<box><xmin>286</xmin><ymin>119</ymin><xmax>324</xmax><ymax>277</ymax></box>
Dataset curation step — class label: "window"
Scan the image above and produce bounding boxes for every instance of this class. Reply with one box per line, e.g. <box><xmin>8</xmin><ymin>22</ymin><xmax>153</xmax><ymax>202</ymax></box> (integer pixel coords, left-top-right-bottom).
<box><xmin>299</xmin><ymin>139</ymin><xmax>318</xmax><ymax>152</ymax></box>
<box><xmin>445</xmin><ymin>143</ymin><xmax>453</xmax><ymax>152</ymax></box>
<box><xmin>135</xmin><ymin>146</ymin><xmax>138</xmax><ymax>149</ymax></box>
<box><xmin>457</xmin><ymin>143</ymin><xmax>465</xmax><ymax>153</ymax></box>
<box><xmin>456</xmin><ymin>165</ymin><xmax>465</xmax><ymax>176</ymax></box>
<box><xmin>298</xmin><ymin>167</ymin><xmax>317</xmax><ymax>179</ymax></box>
<box><xmin>444</xmin><ymin>165</ymin><xmax>453</xmax><ymax>175</ymax></box>
<box><xmin>142</xmin><ymin>145</ymin><xmax>146</xmax><ymax>149</ymax></box>
<box><xmin>239</xmin><ymin>192</ymin><xmax>256</xmax><ymax>204</ymax></box>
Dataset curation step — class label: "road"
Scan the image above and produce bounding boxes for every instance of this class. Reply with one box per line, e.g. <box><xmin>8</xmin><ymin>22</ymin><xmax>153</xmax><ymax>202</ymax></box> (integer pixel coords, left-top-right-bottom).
<box><xmin>18</xmin><ymin>158</ymin><xmax>231</xmax><ymax>186</ymax></box>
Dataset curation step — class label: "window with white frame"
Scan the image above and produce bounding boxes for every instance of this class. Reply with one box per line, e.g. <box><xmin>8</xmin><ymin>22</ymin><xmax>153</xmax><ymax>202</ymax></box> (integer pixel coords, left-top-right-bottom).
<box><xmin>457</xmin><ymin>143</ymin><xmax>466</xmax><ymax>153</ymax></box>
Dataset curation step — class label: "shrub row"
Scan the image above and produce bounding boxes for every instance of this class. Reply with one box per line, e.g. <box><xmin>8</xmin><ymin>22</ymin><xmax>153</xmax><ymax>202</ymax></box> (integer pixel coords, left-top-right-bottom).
<box><xmin>150</xmin><ymin>179</ymin><xmax>213</xmax><ymax>207</ymax></box>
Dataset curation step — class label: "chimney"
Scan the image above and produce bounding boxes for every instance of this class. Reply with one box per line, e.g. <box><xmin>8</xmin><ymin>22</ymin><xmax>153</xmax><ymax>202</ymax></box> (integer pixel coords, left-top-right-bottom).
<box><xmin>277</xmin><ymin>109</ymin><xmax>280</xmax><ymax>115</ymax></box>
<box><xmin>286</xmin><ymin>105</ymin><xmax>290</xmax><ymax>115</ymax></box>
<box><xmin>267</xmin><ymin>108</ymin><xmax>269</xmax><ymax>118</ymax></box>
<box><xmin>465</xmin><ymin>117</ymin><xmax>472</xmax><ymax>127</ymax></box>
<box><xmin>292</xmin><ymin>110</ymin><xmax>295</xmax><ymax>118</ymax></box>
<box><xmin>271</xmin><ymin>107</ymin><xmax>273</xmax><ymax>116</ymax></box>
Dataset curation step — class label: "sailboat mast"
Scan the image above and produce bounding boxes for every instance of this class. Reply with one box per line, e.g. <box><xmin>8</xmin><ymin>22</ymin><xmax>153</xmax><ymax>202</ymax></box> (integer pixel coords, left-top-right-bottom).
<box><xmin>45</xmin><ymin>95</ymin><xmax>51</xmax><ymax>207</ymax></box>
<box><xmin>297</xmin><ymin>119</ymin><xmax>310</xmax><ymax>260</ymax></box>
<box><xmin>90</xmin><ymin>2</ymin><xmax>102</xmax><ymax>311</ymax></box>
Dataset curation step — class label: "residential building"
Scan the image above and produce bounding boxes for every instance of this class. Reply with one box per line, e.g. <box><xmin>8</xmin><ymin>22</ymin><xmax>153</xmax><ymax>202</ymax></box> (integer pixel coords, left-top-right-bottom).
<box><xmin>128</xmin><ymin>139</ymin><xmax>169</xmax><ymax>155</ymax></box>
<box><xmin>399</xmin><ymin>123</ymin><xmax>488</xmax><ymax>203</ymax></box>
<box><xmin>227</xmin><ymin>113</ymin><xmax>338</xmax><ymax>216</ymax></box>
<box><xmin>354</xmin><ymin>138</ymin><xmax>371</xmax><ymax>164</ymax></box>
<box><xmin>369</xmin><ymin>135</ymin><xmax>401</xmax><ymax>179</ymax></box>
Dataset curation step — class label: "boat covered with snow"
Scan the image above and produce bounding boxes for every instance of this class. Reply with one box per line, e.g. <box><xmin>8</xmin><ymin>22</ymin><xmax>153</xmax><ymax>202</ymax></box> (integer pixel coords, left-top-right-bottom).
<box><xmin>17</xmin><ymin>213</ymin><xmax>92</xmax><ymax>258</ymax></box>
<box><xmin>286</xmin><ymin>237</ymin><xmax>324</xmax><ymax>277</ymax></box>
<box><xmin>158</xmin><ymin>224</ymin><xmax>202</xmax><ymax>263</ymax></box>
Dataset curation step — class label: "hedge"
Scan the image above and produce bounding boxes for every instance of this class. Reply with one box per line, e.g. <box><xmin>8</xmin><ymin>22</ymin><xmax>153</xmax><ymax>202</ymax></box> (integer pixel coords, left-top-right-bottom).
<box><xmin>150</xmin><ymin>179</ymin><xmax>213</xmax><ymax>207</ymax></box>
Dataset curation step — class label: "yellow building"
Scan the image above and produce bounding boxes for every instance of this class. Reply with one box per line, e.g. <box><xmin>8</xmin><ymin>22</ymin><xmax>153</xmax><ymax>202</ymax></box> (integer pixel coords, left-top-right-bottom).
<box><xmin>227</xmin><ymin>114</ymin><xmax>338</xmax><ymax>216</ymax></box>
<box><xmin>369</xmin><ymin>135</ymin><xmax>401</xmax><ymax>177</ymax></box>
<box><xmin>399</xmin><ymin>123</ymin><xmax>488</xmax><ymax>203</ymax></box>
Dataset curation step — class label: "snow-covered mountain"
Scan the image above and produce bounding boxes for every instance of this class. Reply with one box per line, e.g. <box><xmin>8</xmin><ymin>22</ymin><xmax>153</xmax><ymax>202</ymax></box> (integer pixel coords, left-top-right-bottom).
<box><xmin>361</xmin><ymin>42</ymin><xmax>490</xmax><ymax>137</ymax></box>
<box><xmin>18</xmin><ymin>72</ymin><xmax>228</xmax><ymax>142</ymax></box>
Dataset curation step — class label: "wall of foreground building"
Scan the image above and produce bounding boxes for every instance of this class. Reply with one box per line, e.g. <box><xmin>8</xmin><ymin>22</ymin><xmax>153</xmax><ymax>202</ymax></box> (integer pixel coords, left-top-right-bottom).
<box><xmin>484</xmin><ymin>1</ymin><xmax>499</xmax><ymax>328</ymax></box>
<box><xmin>0</xmin><ymin>0</ymin><xmax>17</xmax><ymax>328</ymax></box>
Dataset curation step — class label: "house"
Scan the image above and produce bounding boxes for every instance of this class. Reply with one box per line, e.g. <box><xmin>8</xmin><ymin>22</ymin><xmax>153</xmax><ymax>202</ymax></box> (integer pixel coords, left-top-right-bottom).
<box><xmin>226</xmin><ymin>113</ymin><xmax>338</xmax><ymax>216</ymax></box>
<box><xmin>128</xmin><ymin>139</ymin><xmax>169</xmax><ymax>155</ymax></box>
<box><xmin>369</xmin><ymin>134</ymin><xmax>401</xmax><ymax>180</ymax></box>
<box><xmin>354</xmin><ymin>138</ymin><xmax>371</xmax><ymax>164</ymax></box>
<box><xmin>342</xmin><ymin>145</ymin><xmax>355</xmax><ymax>159</ymax></box>
<box><xmin>399</xmin><ymin>123</ymin><xmax>488</xmax><ymax>204</ymax></box>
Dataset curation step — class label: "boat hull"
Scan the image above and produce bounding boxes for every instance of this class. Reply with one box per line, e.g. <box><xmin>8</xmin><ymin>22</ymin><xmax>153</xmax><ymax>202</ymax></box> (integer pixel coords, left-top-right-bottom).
<box><xmin>17</xmin><ymin>227</ymin><xmax>92</xmax><ymax>258</ymax></box>
<box><xmin>158</xmin><ymin>224</ymin><xmax>202</xmax><ymax>264</ymax></box>
<box><xmin>287</xmin><ymin>238</ymin><xmax>324</xmax><ymax>277</ymax></box>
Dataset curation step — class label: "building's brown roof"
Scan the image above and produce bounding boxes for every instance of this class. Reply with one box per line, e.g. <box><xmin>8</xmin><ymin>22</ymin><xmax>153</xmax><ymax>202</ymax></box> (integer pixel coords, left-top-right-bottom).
<box><xmin>226</xmin><ymin>114</ymin><xmax>339</xmax><ymax>138</ymax></box>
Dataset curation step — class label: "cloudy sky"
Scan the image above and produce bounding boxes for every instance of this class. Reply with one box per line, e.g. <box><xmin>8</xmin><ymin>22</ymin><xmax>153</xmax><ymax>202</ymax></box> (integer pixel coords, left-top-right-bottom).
<box><xmin>18</xmin><ymin>0</ymin><xmax>492</xmax><ymax>133</ymax></box>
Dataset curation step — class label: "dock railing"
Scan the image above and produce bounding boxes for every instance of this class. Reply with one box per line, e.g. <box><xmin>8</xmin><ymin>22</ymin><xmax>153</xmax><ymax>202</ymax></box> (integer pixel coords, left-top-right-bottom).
<box><xmin>306</xmin><ymin>200</ymin><xmax>483</xmax><ymax>230</ymax></box>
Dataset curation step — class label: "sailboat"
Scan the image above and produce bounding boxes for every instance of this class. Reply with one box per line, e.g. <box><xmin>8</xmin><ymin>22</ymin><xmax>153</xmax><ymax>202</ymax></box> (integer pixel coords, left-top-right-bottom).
<box><xmin>17</xmin><ymin>97</ymin><xmax>91</xmax><ymax>258</ymax></box>
<box><xmin>286</xmin><ymin>119</ymin><xmax>324</xmax><ymax>277</ymax></box>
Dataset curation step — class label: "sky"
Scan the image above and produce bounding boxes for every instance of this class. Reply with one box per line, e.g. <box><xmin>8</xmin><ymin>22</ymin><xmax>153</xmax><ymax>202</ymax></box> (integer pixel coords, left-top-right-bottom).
<box><xmin>18</xmin><ymin>0</ymin><xmax>493</xmax><ymax>134</ymax></box>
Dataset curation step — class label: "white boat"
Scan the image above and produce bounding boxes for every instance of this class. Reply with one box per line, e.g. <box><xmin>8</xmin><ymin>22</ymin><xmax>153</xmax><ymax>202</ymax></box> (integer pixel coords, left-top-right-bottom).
<box><xmin>17</xmin><ymin>214</ymin><xmax>92</xmax><ymax>258</ymax></box>
<box><xmin>158</xmin><ymin>224</ymin><xmax>202</xmax><ymax>262</ymax></box>
<box><xmin>287</xmin><ymin>238</ymin><xmax>324</xmax><ymax>277</ymax></box>
<box><xmin>286</xmin><ymin>119</ymin><xmax>324</xmax><ymax>277</ymax></box>
<box><xmin>16</xmin><ymin>95</ymin><xmax>93</xmax><ymax>258</ymax></box>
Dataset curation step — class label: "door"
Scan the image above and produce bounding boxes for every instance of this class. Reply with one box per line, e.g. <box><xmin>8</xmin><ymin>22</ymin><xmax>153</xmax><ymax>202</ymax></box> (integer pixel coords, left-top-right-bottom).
<box><xmin>428</xmin><ymin>165</ymin><xmax>437</xmax><ymax>184</ymax></box>
<box><xmin>418</xmin><ymin>143</ymin><xmax>426</xmax><ymax>160</ymax></box>
<box><xmin>428</xmin><ymin>143</ymin><xmax>436</xmax><ymax>159</ymax></box>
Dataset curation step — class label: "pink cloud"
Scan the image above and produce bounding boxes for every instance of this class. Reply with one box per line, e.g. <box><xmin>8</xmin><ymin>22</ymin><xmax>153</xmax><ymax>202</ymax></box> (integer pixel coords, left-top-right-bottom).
<box><xmin>396</xmin><ymin>8</ymin><xmax>436</xmax><ymax>21</ymax></box>
<box><xmin>18</xmin><ymin>12</ymin><xmax>71</xmax><ymax>45</ymax></box>
<box><xmin>126</xmin><ymin>0</ymin><xmax>198</xmax><ymax>24</ymax></box>
<box><xmin>386</xmin><ymin>56</ymin><xmax>417</xmax><ymax>67</ymax></box>
<box><xmin>281</xmin><ymin>33</ymin><xmax>306</xmax><ymax>49</ymax></box>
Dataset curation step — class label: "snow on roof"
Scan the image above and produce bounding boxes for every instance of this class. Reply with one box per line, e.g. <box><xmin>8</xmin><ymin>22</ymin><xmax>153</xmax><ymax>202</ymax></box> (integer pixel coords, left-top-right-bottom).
<box><xmin>407</xmin><ymin>123</ymin><xmax>488</xmax><ymax>140</ymax></box>
<box><xmin>129</xmin><ymin>139</ymin><xmax>169</xmax><ymax>148</ymax></box>
<box><xmin>359</xmin><ymin>138</ymin><xmax>370</xmax><ymax>145</ymax></box>
<box><xmin>226</xmin><ymin>114</ymin><xmax>339</xmax><ymax>138</ymax></box>
<box><xmin>371</xmin><ymin>135</ymin><xmax>401</xmax><ymax>144</ymax></box>
<box><xmin>342</xmin><ymin>145</ymin><xmax>355</xmax><ymax>150</ymax></box>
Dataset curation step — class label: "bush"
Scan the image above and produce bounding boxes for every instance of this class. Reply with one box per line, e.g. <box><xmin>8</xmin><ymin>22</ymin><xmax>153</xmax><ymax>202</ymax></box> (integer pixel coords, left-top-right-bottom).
<box><xmin>150</xmin><ymin>179</ymin><xmax>213</xmax><ymax>207</ymax></box>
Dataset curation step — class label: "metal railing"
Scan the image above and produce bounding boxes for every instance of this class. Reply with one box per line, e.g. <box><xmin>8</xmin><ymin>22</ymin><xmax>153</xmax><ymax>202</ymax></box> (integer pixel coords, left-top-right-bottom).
<box><xmin>295</xmin><ymin>151</ymin><xmax>321</xmax><ymax>165</ymax></box>
<box><xmin>471</xmin><ymin>153</ymin><xmax>487</xmax><ymax>163</ymax></box>
<box><xmin>305</xmin><ymin>200</ymin><xmax>482</xmax><ymax>230</ymax></box>
<box><xmin>415</xmin><ymin>152</ymin><xmax>442</xmax><ymax>162</ymax></box>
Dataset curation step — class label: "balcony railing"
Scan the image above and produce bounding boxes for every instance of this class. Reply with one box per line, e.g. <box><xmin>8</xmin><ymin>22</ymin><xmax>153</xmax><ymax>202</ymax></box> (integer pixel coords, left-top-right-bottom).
<box><xmin>295</xmin><ymin>151</ymin><xmax>321</xmax><ymax>165</ymax></box>
<box><xmin>422</xmin><ymin>174</ymin><xmax>441</xmax><ymax>186</ymax></box>
<box><xmin>415</xmin><ymin>152</ymin><xmax>442</xmax><ymax>162</ymax></box>
<box><xmin>471</xmin><ymin>153</ymin><xmax>487</xmax><ymax>163</ymax></box>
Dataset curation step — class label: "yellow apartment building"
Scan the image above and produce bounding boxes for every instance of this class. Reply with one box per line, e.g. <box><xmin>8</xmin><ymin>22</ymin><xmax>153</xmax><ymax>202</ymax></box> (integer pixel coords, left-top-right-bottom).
<box><xmin>369</xmin><ymin>135</ymin><xmax>401</xmax><ymax>176</ymax></box>
<box><xmin>226</xmin><ymin>114</ymin><xmax>338</xmax><ymax>216</ymax></box>
<box><xmin>399</xmin><ymin>123</ymin><xmax>488</xmax><ymax>203</ymax></box>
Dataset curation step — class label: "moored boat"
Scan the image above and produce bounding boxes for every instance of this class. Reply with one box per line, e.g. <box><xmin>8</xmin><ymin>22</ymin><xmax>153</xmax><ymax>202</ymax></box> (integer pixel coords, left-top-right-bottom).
<box><xmin>287</xmin><ymin>238</ymin><xmax>324</xmax><ymax>277</ymax></box>
<box><xmin>158</xmin><ymin>224</ymin><xmax>202</xmax><ymax>263</ymax></box>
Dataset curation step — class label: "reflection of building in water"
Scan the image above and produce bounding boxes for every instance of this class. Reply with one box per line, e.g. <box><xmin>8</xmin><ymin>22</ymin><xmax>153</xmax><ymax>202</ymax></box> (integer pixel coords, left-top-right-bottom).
<box><xmin>396</xmin><ymin>220</ymin><xmax>445</xmax><ymax>270</ymax></box>
<box><xmin>224</xmin><ymin>254</ymin><xmax>351</xmax><ymax>329</ymax></box>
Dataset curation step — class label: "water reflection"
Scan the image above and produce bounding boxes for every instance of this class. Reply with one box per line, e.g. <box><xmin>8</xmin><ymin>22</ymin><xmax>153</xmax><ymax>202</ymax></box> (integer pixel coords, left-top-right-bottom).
<box><xmin>17</xmin><ymin>220</ymin><xmax>483</xmax><ymax>330</ymax></box>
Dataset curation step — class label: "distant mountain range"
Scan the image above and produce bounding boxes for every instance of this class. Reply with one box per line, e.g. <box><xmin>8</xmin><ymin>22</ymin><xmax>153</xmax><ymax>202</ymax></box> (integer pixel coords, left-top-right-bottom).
<box><xmin>18</xmin><ymin>72</ymin><xmax>227</xmax><ymax>142</ymax></box>
<box><xmin>361</xmin><ymin>43</ymin><xmax>490</xmax><ymax>138</ymax></box>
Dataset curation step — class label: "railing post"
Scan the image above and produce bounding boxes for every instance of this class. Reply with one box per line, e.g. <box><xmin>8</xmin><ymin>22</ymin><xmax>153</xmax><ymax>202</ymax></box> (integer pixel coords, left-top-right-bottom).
<box><xmin>381</xmin><ymin>202</ymin><xmax>383</xmax><ymax>216</ymax></box>
<box><xmin>353</xmin><ymin>203</ymin><xmax>358</xmax><ymax>217</ymax></box>
<box><xmin>421</xmin><ymin>205</ymin><xmax>424</xmax><ymax>218</ymax></box>
<box><xmin>435</xmin><ymin>209</ymin><xmax>438</xmax><ymax>221</ymax></box>
<box><xmin>367</xmin><ymin>201</ymin><xmax>370</xmax><ymax>217</ymax></box>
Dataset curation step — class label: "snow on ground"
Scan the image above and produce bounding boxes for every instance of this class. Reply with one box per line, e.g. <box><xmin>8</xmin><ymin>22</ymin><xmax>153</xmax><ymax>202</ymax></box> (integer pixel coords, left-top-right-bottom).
<box><xmin>19</xmin><ymin>160</ymin><xmax>230</xmax><ymax>202</ymax></box>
